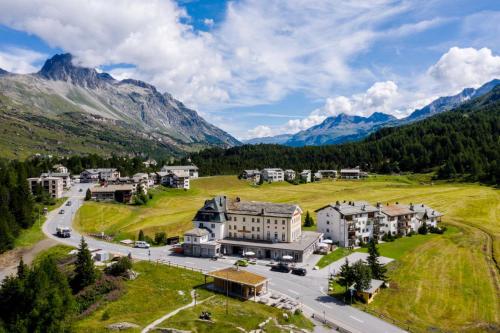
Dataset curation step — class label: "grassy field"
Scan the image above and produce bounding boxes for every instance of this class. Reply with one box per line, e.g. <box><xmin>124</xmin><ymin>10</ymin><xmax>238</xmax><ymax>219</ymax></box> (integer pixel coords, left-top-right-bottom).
<box><xmin>73</xmin><ymin>261</ymin><xmax>311</xmax><ymax>333</ymax></box>
<box><xmin>14</xmin><ymin>197</ymin><xmax>67</xmax><ymax>248</ymax></box>
<box><xmin>75</xmin><ymin>175</ymin><xmax>500</xmax><ymax>332</ymax></box>
<box><xmin>160</xmin><ymin>294</ymin><xmax>314</xmax><ymax>333</ymax></box>
<box><xmin>316</xmin><ymin>247</ymin><xmax>353</xmax><ymax>268</ymax></box>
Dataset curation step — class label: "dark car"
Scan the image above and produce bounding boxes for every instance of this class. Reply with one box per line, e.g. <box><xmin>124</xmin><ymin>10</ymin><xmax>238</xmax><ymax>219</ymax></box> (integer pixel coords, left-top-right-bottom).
<box><xmin>292</xmin><ymin>267</ymin><xmax>307</xmax><ymax>276</ymax></box>
<box><xmin>271</xmin><ymin>263</ymin><xmax>291</xmax><ymax>273</ymax></box>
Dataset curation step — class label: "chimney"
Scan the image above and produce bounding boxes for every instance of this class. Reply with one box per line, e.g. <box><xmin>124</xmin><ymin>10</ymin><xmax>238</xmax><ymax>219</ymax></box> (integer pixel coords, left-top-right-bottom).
<box><xmin>261</xmin><ymin>208</ymin><xmax>265</xmax><ymax>215</ymax></box>
<box><xmin>335</xmin><ymin>200</ymin><xmax>340</xmax><ymax>207</ymax></box>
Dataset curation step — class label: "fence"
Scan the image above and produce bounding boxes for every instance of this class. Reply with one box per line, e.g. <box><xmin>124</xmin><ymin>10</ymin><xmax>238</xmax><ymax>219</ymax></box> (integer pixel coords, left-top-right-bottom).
<box><xmin>311</xmin><ymin>313</ymin><xmax>352</xmax><ymax>333</ymax></box>
<box><xmin>155</xmin><ymin>258</ymin><xmax>207</xmax><ymax>274</ymax></box>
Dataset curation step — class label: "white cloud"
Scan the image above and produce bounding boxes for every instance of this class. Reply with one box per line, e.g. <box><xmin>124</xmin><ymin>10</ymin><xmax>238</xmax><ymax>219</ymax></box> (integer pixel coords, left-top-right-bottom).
<box><xmin>427</xmin><ymin>46</ymin><xmax>500</xmax><ymax>92</ymax></box>
<box><xmin>0</xmin><ymin>47</ymin><xmax>46</xmax><ymax>73</ymax></box>
<box><xmin>246</xmin><ymin>125</ymin><xmax>274</xmax><ymax>139</ymax></box>
<box><xmin>203</xmin><ymin>18</ymin><xmax>214</xmax><ymax>27</ymax></box>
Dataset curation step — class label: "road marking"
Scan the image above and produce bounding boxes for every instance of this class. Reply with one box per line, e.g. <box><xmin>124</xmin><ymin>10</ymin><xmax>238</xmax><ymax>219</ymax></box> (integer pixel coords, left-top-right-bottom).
<box><xmin>349</xmin><ymin>315</ymin><xmax>364</xmax><ymax>323</ymax></box>
<box><xmin>319</xmin><ymin>303</ymin><xmax>333</xmax><ymax>309</ymax></box>
<box><xmin>287</xmin><ymin>289</ymin><xmax>299</xmax><ymax>295</ymax></box>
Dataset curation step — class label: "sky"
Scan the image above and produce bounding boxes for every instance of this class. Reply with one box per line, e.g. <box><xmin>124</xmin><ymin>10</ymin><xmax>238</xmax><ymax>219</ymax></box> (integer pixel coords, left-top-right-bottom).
<box><xmin>1</xmin><ymin>0</ymin><xmax>500</xmax><ymax>140</ymax></box>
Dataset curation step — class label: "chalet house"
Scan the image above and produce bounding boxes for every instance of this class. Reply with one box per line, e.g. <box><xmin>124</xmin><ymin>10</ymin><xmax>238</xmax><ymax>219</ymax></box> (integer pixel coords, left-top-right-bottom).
<box><xmin>160</xmin><ymin>165</ymin><xmax>199</xmax><ymax>179</ymax></box>
<box><xmin>191</xmin><ymin>196</ymin><xmax>322</xmax><ymax>262</ymax></box>
<box><xmin>182</xmin><ymin>228</ymin><xmax>220</xmax><ymax>257</ymax></box>
<box><xmin>317</xmin><ymin>170</ymin><xmax>337</xmax><ymax>179</ymax></box>
<box><xmin>410</xmin><ymin>203</ymin><xmax>443</xmax><ymax>228</ymax></box>
<box><xmin>241</xmin><ymin>169</ymin><xmax>260</xmax><ymax>179</ymax></box>
<box><xmin>80</xmin><ymin>168</ymin><xmax>120</xmax><ymax>183</ymax></box>
<box><xmin>27</xmin><ymin>176</ymin><xmax>64</xmax><ymax>199</ymax></box>
<box><xmin>261</xmin><ymin>168</ymin><xmax>284</xmax><ymax>182</ymax></box>
<box><xmin>90</xmin><ymin>184</ymin><xmax>135</xmax><ymax>203</ymax></box>
<box><xmin>284</xmin><ymin>169</ymin><xmax>296</xmax><ymax>181</ymax></box>
<box><xmin>340</xmin><ymin>168</ymin><xmax>361</xmax><ymax>179</ymax></box>
<box><xmin>300</xmin><ymin>170</ymin><xmax>311</xmax><ymax>183</ymax></box>
<box><xmin>52</xmin><ymin>164</ymin><xmax>68</xmax><ymax>174</ymax></box>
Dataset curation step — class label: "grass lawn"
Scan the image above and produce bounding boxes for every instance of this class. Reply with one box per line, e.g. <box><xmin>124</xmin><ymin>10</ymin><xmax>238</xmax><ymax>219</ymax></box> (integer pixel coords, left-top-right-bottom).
<box><xmin>74</xmin><ymin>175</ymin><xmax>500</xmax><ymax>332</ymax></box>
<box><xmin>73</xmin><ymin>261</ymin><xmax>312</xmax><ymax>333</ymax></box>
<box><xmin>316</xmin><ymin>248</ymin><xmax>353</xmax><ymax>268</ymax></box>
<box><xmin>159</xmin><ymin>294</ymin><xmax>314</xmax><ymax>333</ymax></box>
<box><xmin>33</xmin><ymin>244</ymin><xmax>75</xmax><ymax>264</ymax></box>
<box><xmin>14</xmin><ymin>197</ymin><xmax>67</xmax><ymax>248</ymax></box>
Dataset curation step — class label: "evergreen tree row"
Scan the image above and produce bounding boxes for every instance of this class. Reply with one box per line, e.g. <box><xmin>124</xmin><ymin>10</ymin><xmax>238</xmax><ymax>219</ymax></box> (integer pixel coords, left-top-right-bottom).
<box><xmin>185</xmin><ymin>87</ymin><xmax>500</xmax><ymax>185</ymax></box>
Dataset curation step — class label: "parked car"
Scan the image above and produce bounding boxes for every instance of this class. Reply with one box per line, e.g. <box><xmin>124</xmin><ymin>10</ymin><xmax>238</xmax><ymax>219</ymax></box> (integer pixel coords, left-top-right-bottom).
<box><xmin>271</xmin><ymin>263</ymin><xmax>291</xmax><ymax>273</ymax></box>
<box><xmin>291</xmin><ymin>267</ymin><xmax>307</xmax><ymax>276</ymax></box>
<box><xmin>66</xmin><ymin>201</ymin><xmax>72</xmax><ymax>206</ymax></box>
<box><xmin>235</xmin><ymin>259</ymin><xmax>249</xmax><ymax>267</ymax></box>
<box><xmin>56</xmin><ymin>226</ymin><xmax>71</xmax><ymax>238</ymax></box>
<box><xmin>134</xmin><ymin>241</ymin><xmax>150</xmax><ymax>248</ymax></box>
<box><xmin>59</xmin><ymin>209</ymin><xmax>65</xmax><ymax>214</ymax></box>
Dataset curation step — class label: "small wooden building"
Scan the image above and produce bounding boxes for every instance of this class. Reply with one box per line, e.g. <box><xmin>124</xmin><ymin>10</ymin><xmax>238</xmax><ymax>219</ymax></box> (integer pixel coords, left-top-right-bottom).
<box><xmin>356</xmin><ymin>279</ymin><xmax>385</xmax><ymax>303</ymax></box>
<box><xmin>205</xmin><ymin>267</ymin><xmax>268</xmax><ymax>300</ymax></box>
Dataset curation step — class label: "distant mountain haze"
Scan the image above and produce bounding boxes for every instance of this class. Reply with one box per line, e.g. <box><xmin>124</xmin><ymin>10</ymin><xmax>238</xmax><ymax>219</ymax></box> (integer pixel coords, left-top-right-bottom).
<box><xmin>247</xmin><ymin>79</ymin><xmax>500</xmax><ymax>147</ymax></box>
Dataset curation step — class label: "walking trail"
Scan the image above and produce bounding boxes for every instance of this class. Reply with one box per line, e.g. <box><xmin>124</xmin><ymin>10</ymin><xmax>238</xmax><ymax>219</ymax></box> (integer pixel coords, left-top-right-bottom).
<box><xmin>141</xmin><ymin>290</ymin><xmax>215</xmax><ymax>333</ymax></box>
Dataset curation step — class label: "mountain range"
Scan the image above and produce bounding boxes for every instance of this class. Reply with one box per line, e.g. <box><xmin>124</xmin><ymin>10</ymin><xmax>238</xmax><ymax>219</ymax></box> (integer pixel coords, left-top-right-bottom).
<box><xmin>0</xmin><ymin>53</ymin><xmax>239</xmax><ymax>158</ymax></box>
<box><xmin>247</xmin><ymin>79</ymin><xmax>500</xmax><ymax>146</ymax></box>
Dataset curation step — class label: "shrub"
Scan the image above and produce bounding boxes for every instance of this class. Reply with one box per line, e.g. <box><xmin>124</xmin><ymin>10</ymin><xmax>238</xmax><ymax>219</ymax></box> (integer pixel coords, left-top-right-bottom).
<box><xmin>101</xmin><ymin>310</ymin><xmax>110</xmax><ymax>321</ymax></box>
<box><xmin>105</xmin><ymin>257</ymin><xmax>132</xmax><ymax>277</ymax></box>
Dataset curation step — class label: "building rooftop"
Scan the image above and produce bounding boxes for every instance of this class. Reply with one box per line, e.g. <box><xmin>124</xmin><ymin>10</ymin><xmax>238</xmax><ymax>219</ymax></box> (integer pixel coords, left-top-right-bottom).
<box><xmin>41</xmin><ymin>172</ymin><xmax>70</xmax><ymax>177</ymax></box>
<box><xmin>315</xmin><ymin>201</ymin><xmax>378</xmax><ymax>215</ymax></box>
<box><xmin>382</xmin><ymin>204</ymin><xmax>415</xmax><ymax>217</ymax></box>
<box><xmin>363</xmin><ymin>279</ymin><xmax>385</xmax><ymax>294</ymax></box>
<box><xmin>411</xmin><ymin>203</ymin><xmax>443</xmax><ymax>218</ymax></box>
<box><xmin>226</xmin><ymin>198</ymin><xmax>300</xmax><ymax>218</ymax></box>
<box><xmin>84</xmin><ymin>168</ymin><xmax>118</xmax><ymax>174</ymax></box>
<box><xmin>340</xmin><ymin>168</ymin><xmax>360</xmax><ymax>173</ymax></box>
<box><xmin>219</xmin><ymin>231</ymin><xmax>322</xmax><ymax>251</ymax></box>
<box><xmin>206</xmin><ymin>267</ymin><xmax>267</xmax><ymax>287</ymax></box>
<box><xmin>162</xmin><ymin>165</ymin><xmax>198</xmax><ymax>170</ymax></box>
<box><xmin>184</xmin><ymin>228</ymin><xmax>209</xmax><ymax>237</ymax></box>
<box><xmin>90</xmin><ymin>184</ymin><xmax>134</xmax><ymax>193</ymax></box>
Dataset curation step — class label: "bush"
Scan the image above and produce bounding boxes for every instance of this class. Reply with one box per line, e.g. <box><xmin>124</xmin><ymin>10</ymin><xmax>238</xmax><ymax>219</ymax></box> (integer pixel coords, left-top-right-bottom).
<box><xmin>75</xmin><ymin>276</ymin><xmax>122</xmax><ymax>315</ymax></box>
<box><xmin>418</xmin><ymin>222</ymin><xmax>428</xmax><ymax>235</ymax></box>
<box><xmin>154</xmin><ymin>232</ymin><xmax>167</xmax><ymax>245</ymax></box>
<box><xmin>101</xmin><ymin>310</ymin><xmax>110</xmax><ymax>321</ymax></box>
<box><xmin>105</xmin><ymin>257</ymin><xmax>132</xmax><ymax>277</ymax></box>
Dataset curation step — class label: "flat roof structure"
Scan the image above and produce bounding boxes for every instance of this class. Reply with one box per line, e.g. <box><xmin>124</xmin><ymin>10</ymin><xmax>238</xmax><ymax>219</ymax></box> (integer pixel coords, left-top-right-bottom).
<box><xmin>218</xmin><ymin>231</ymin><xmax>322</xmax><ymax>251</ymax></box>
<box><xmin>206</xmin><ymin>267</ymin><xmax>267</xmax><ymax>287</ymax></box>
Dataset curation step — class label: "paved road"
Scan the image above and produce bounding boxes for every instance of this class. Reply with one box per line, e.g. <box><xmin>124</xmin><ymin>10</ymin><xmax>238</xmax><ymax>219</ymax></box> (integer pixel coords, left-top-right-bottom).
<box><xmin>44</xmin><ymin>183</ymin><xmax>406</xmax><ymax>333</ymax></box>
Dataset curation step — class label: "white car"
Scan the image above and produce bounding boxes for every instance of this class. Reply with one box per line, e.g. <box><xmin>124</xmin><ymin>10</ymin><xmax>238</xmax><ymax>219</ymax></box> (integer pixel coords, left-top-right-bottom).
<box><xmin>134</xmin><ymin>241</ymin><xmax>150</xmax><ymax>248</ymax></box>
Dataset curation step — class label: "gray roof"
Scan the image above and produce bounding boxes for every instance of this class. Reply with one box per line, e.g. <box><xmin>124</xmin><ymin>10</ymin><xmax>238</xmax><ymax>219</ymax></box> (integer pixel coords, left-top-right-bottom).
<box><xmin>41</xmin><ymin>172</ymin><xmax>70</xmax><ymax>177</ymax></box>
<box><xmin>411</xmin><ymin>204</ymin><xmax>443</xmax><ymax>218</ymax></box>
<box><xmin>340</xmin><ymin>168</ymin><xmax>360</xmax><ymax>173</ymax></box>
<box><xmin>315</xmin><ymin>201</ymin><xmax>378</xmax><ymax>215</ymax></box>
<box><xmin>83</xmin><ymin>168</ymin><xmax>117</xmax><ymax>174</ymax></box>
<box><xmin>193</xmin><ymin>195</ymin><xmax>228</xmax><ymax>223</ymax></box>
<box><xmin>184</xmin><ymin>228</ymin><xmax>209</xmax><ymax>237</ymax></box>
<box><xmin>219</xmin><ymin>231</ymin><xmax>322</xmax><ymax>251</ymax></box>
<box><xmin>318</xmin><ymin>170</ymin><xmax>337</xmax><ymax>173</ymax></box>
<box><xmin>162</xmin><ymin>165</ymin><xmax>198</xmax><ymax>170</ymax></box>
<box><xmin>262</xmin><ymin>168</ymin><xmax>283</xmax><ymax>172</ymax></box>
<box><xmin>363</xmin><ymin>279</ymin><xmax>385</xmax><ymax>294</ymax></box>
<box><xmin>227</xmin><ymin>198</ymin><xmax>300</xmax><ymax>218</ymax></box>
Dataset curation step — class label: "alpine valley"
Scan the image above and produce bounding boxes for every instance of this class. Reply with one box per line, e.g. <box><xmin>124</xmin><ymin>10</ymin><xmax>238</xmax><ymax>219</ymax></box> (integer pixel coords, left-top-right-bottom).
<box><xmin>0</xmin><ymin>53</ymin><xmax>240</xmax><ymax>159</ymax></box>
<box><xmin>248</xmin><ymin>79</ymin><xmax>500</xmax><ymax>146</ymax></box>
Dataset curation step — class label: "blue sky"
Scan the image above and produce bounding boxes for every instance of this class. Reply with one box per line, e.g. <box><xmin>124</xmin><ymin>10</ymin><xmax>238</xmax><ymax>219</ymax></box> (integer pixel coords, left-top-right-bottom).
<box><xmin>1</xmin><ymin>0</ymin><xmax>500</xmax><ymax>139</ymax></box>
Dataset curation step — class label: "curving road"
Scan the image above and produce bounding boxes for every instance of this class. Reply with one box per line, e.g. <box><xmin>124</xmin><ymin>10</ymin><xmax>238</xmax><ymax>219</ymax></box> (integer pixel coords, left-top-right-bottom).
<box><xmin>44</xmin><ymin>183</ymin><xmax>406</xmax><ymax>333</ymax></box>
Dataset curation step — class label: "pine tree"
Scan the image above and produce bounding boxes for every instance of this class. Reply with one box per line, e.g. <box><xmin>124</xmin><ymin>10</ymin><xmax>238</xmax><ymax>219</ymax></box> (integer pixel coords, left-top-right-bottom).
<box><xmin>352</xmin><ymin>261</ymin><xmax>372</xmax><ymax>293</ymax></box>
<box><xmin>138</xmin><ymin>230</ymin><xmax>145</xmax><ymax>241</ymax></box>
<box><xmin>366</xmin><ymin>239</ymin><xmax>387</xmax><ymax>281</ymax></box>
<box><xmin>337</xmin><ymin>258</ymin><xmax>355</xmax><ymax>292</ymax></box>
<box><xmin>85</xmin><ymin>188</ymin><xmax>92</xmax><ymax>201</ymax></box>
<box><xmin>72</xmin><ymin>237</ymin><xmax>96</xmax><ymax>292</ymax></box>
<box><xmin>303</xmin><ymin>211</ymin><xmax>314</xmax><ymax>227</ymax></box>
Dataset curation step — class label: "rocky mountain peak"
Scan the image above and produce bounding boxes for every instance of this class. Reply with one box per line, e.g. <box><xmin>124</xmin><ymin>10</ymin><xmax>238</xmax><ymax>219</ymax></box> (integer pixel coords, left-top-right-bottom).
<box><xmin>38</xmin><ymin>53</ymin><xmax>111</xmax><ymax>88</ymax></box>
<box><xmin>0</xmin><ymin>68</ymin><xmax>7</xmax><ymax>75</ymax></box>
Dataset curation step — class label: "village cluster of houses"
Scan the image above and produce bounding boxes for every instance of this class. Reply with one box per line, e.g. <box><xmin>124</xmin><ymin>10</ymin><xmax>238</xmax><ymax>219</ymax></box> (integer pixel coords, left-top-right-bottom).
<box><xmin>182</xmin><ymin>195</ymin><xmax>443</xmax><ymax>263</ymax></box>
<box><xmin>241</xmin><ymin>167</ymin><xmax>368</xmax><ymax>183</ymax></box>
<box><xmin>27</xmin><ymin>164</ymin><xmax>199</xmax><ymax>203</ymax></box>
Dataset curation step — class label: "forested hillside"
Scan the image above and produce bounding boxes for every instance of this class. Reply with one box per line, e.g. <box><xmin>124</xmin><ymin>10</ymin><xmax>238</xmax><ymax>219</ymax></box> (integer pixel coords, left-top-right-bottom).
<box><xmin>187</xmin><ymin>87</ymin><xmax>500</xmax><ymax>184</ymax></box>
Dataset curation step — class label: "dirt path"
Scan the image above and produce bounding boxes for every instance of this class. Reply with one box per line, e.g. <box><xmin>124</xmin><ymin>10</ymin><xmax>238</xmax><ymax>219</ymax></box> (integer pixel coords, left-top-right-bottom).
<box><xmin>141</xmin><ymin>290</ymin><xmax>215</xmax><ymax>333</ymax></box>
<box><xmin>0</xmin><ymin>238</ymin><xmax>58</xmax><ymax>281</ymax></box>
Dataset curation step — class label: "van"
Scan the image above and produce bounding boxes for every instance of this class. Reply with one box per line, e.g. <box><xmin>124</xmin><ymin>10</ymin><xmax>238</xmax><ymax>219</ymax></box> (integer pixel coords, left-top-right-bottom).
<box><xmin>134</xmin><ymin>241</ymin><xmax>150</xmax><ymax>248</ymax></box>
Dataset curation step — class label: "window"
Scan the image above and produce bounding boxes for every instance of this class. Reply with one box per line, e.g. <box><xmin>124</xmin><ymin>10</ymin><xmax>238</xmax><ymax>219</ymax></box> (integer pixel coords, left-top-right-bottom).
<box><xmin>211</xmin><ymin>224</ymin><xmax>215</xmax><ymax>228</ymax></box>
<box><xmin>257</xmin><ymin>234</ymin><xmax>260</xmax><ymax>240</ymax></box>
<box><xmin>282</xmin><ymin>233</ymin><xmax>285</xmax><ymax>241</ymax></box>
<box><xmin>274</xmin><ymin>220</ymin><xmax>277</xmax><ymax>225</ymax></box>
<box><xmin>267</xmin><ymin>219</ymin><xmax>270</xmax><ymax>223</ymax></box>
<box><xmin>211</xmin><ymin>233</ymin><xmax>215</xmax><ymax>238</ymax></box>
<box><xmin>274</xmin><ymin>232</ymin><xmax>278</xmax><ymax>239</ymax></box>
<box><xmin>229</xmin><ymin>232</ymin><xmax>232</xmax><ymax>237</ymax></box>
<box><xmin>252</xmin><ymin>218</ymin><xmax>254</xmax><ymax>222</ymax></box>
<box><xmin>252</xmin><ymin>226</ymin><xmax>254</xmax><ymax>231</ymax></box>
<box><xmin>234</xmin><ymin>217</ymin><xmax>237</xmax><ymax>221</ymax></box>
<box><xmin>257</xmin><ymin>227</ymin><xmax>260</xmax><ymax>231</ymax></box>
<box><xmin>228</xmin><ymin>216</ymin><xmax>231</xmax><ymax>221</ymax></box>
<box><xmin>267</xmin><ymin>231</ymin><xmax>270</xmax><ymax>239</ymax></box>
<box><xmin>326</xmin><ymin>221</ymin><xmax>330</xmax><ymax>224</ymax></box>
<box><xmin>252</xmin><ymin>234</ymin><xmax>254</xmax><ymax>239</ymax></box>
<box><xmin>282</xmin><ymin>220</ymin><xmax>285</xmax><ymax>224</ymax></box>
<box><xmin>243</xmin><ymin>217</ymin><xmax>246</xmax><ymax>222</ymax></box>
<box><xmin>257</xmin><ymin>218</ymin><xmax>260</xmax><ymax>222</ymax></box>
<box><xmin>326</xmin><ymin>228</ymin><xmax>329</xmax><ymax>233</ymax></box>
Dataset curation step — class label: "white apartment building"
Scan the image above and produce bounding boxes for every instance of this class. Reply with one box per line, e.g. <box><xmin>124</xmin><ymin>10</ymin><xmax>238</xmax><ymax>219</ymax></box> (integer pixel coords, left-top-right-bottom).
<box><xmin>80</xmin><ymin>168</ymin><xmax>120</xmax><ymax>183</ymax></box>
<box><xmin>300</xmin><ymin>170</ymin><xmax>311</xmax><ymax>183</ymax></box>
<box><xmin>160</xmin><ymin>165</ymin><xmax>199</xmax><ymax>179</ymax></box>
<box><xmin>340</xmin><ymin>168</ymin><xmax>361</xmax><ymax>179</ymax></box>
<box><xmin>41</xmin><ymin>172</ymin><xmax>71</xmax><ymax>189</ymax></box>
<box><xmin>27</xmin><ymin>176</ymin><xmax>64</xmax><ymax>199</ymax></box>
<box><xmin>316</xmin><ymin>201</ymin><xmax>443</xmax><ymax>247</ymax></box>
<box><xmin>261</xmin><ymin>168</ymin><xmax>284</xmax><ymax>182</ymax></box>
<box><xmin>52</xmin><ymin>164</ymin><xmax>68</xmax><ymax>174</ymax></box>
<box><xmin>284</xmin><ymin>169</ymin><xmax>296</xmax><ymax>181</ymax></box>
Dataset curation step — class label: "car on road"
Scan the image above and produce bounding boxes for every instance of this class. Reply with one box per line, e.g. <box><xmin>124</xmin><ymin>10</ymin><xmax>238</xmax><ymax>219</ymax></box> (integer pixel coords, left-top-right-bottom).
<box><xmin>59</xmin><ymin>209</ymin><xmax>65</xmax><ymax>214</ymax></box>
<box><xmin>134</xmin><ymin>241</ymin><xmax>150</xmax><ymax>248</ymax></box>
<box><xmin>291</xmin><ymin>267</ymin><xmax>307</xmax><ymax>276</ymax></box>
<box><xmin>66</xmin><ymin>201</ymin><xmax>72</xmax><ymax>206</ymax></box>
<box><xmin>56</xmin><ymin>226</ymin><xmax>71</xmax><ymax>238</ymax></box>
<box><xmin>271</xmin><ymin>263</ymin><xmax>291</xmax><ymax>273</ymax></box>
